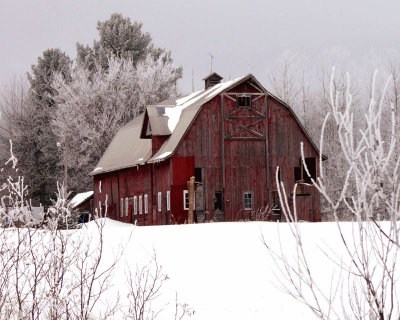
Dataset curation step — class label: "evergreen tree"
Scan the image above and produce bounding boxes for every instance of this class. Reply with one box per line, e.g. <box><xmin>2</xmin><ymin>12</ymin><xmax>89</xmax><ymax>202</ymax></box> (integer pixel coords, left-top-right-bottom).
<box><xmin>13</xmin><ymin>49</ymin><xmax>71</xmax><ymax>206</ymax></box>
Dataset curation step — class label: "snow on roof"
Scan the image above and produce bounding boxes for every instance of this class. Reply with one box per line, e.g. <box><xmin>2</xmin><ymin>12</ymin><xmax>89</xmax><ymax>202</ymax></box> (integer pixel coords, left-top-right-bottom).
<box><xmin>147</xmin><ymin>75</ymin><xmax>249</xmax><ymax>162</ymax></box>
<box><xmin>91</xmin><ymin>73</ymin><xmax>325</xmax><ymax>174</ymax></box>
<box><xmin>69</xmin><ymin>191</ymin><xmax>94</xmax><ymax>209</ymax></box>
<box><xmin>90</xmin><ymin>114</ymin><xmax>152</xmax><ymax>176</ymax></box>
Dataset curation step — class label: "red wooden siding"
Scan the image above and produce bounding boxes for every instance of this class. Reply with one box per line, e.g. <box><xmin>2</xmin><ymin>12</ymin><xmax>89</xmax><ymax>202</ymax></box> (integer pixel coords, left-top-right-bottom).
<box><xmin>93</xmin><ymin>77</ymin><xmax>322</xmax><ymax>225</ymax></box>
<box><xmin>268</xmin><ymin>97</ymin><xmax>321</xmax><ymax>222</ymax></box>
<box><xmin>152</xmin><ymin>159</ymin><xmax>172</xmax><ymax>225</ymax></box>
<box><xmin>93</xmin><ymin>164</ymin><xmax>153</xmax><ymax>226</ymax></box>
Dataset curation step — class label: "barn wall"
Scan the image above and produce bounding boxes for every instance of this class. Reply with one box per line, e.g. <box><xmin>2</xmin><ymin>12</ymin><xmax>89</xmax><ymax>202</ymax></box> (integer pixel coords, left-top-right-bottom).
<box><xmin>224</xmin><ymin>83</ymin><xmax>267</xmax><ymax>221</ymax></box>
<box><xmin>174</xmin><ymin>80</ymin><xmax>269</xmax><ymax>221</ymax></box>
<box><xmin>174</xmin><ymin>95</ymin><xmax>223</xmax><ymax>220</ymax></box>
<box><xmin>152</xmin><ymin>159</ymin><xmax>172</xmax><ymax>225</ymax></box>
<box><xmin>93</xmin><ymin>164</ymin><xmax>152</xmax><ymax>226</ymax></box>
<box><xmin>268</xmin><ymin>97</ymin><xmax>321</xmax><ymax>221</ymax></box>
<box><xmin>117</xmin><ymin>165</ymin><xmax>152</xmax><ymax>225</ymax></box>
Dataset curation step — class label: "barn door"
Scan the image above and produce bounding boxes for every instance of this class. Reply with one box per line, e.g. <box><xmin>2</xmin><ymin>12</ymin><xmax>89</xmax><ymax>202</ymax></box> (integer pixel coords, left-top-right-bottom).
<box><xmin>294</xmin><ymin>195</ymin><xmax>313</xmax><ymax>221</ymax></box>
<box><xmin>171</xmin><ymin>157</ymin><xmax>195</xmax><ymax>224</ymax></box>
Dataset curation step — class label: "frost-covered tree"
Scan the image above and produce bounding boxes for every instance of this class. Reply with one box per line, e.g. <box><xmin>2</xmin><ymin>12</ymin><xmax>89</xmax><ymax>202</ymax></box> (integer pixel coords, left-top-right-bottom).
<box><xmin>76</xmin><ymin>13</ymin><xmax>152</xmax><ymax>72</ymax></box>
<box><xmin>0</xmin><ymin>49</ymin><xmax>72</xmax><ymax>206</ymax></box>
<box><xmin>52</xmin><ymin>54</ymin><xmax>182</xmax><ymax>191</ymax></box>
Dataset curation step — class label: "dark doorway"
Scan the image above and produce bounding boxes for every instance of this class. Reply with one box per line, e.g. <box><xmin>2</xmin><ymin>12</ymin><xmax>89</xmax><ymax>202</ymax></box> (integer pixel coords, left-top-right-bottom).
<box><xmin>213</xmin><ymin>191</ymin><xmax>223</xmax><ymax>211</ymax></box>
<box><xmin>195</xmin><ymin>167</ymin><xmax>202</xmax><ymax>182</ymax></box>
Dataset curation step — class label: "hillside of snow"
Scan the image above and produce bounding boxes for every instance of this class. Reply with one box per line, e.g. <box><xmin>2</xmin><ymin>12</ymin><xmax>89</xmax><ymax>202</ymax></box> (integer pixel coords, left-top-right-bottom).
<box><xmin>94</xmin><ymin>219</ymin><xmax>355</xmax><ymax>320</ymax></box>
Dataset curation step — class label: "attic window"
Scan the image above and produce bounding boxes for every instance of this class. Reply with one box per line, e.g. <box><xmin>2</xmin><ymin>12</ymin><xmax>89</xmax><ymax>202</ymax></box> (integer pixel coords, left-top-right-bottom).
<box><xmin>236</xmin><ymin>95</ymin><xmax>252</xmax><ymax>109</ymax></box>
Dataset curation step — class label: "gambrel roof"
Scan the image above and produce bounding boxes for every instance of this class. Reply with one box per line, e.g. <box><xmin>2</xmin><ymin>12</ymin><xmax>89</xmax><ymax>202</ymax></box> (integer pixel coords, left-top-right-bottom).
<box><xmin>91</xmin><ymin>74</ymin><xmax>325</xmax><ymax>176</ymax></box>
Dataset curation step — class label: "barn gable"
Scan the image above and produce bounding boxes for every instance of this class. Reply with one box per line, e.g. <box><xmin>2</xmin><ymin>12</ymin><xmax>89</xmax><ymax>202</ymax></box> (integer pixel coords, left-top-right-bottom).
<box><xmin>146</xmin><ymin>74</ymin><xmax>324</xmax><ymax>164</ymax></box>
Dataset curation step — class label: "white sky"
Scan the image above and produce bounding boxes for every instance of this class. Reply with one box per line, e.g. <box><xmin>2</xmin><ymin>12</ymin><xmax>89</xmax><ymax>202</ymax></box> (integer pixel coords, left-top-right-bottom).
<box><xmin>1</xmin><ymin>0</ymin><xmax>400</xmax><ymax>93</ymax></box>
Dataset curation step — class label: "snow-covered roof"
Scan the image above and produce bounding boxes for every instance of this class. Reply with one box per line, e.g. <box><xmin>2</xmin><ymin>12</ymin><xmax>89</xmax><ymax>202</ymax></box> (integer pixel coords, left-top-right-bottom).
<box><xmin>91</xmin><ymin>73</ymin><xmax>325</xmax><ymax>175</ymax></box>
<box><xmin>70</xmin><ymin>191</ymin><xmax>94</xmax><ymax>209</ymax></box>
<box><xmin>147</xmin><ymin>75</ymin><xmax>249</xmax><ymax>162</ymax></box>
<box><xmin>89</xmin><ymin>114</ymin><xmax>152</xmax><ymax>176</ymax></box>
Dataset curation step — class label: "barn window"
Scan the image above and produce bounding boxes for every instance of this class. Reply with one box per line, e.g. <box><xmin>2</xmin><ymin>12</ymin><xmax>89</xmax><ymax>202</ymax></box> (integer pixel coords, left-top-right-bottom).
<box><xmin>183</xmin><ymin>190</ymin><xmax>195</xmax><ymax>210</ymax></box>
<box><xmin>120</xmin><ymin>198</ymin><xmax>124</xmax><ymax>217</ymax></box>
<box><xmin>139</xmin><ymin>195</ymin><xmax>143</xmax><ymax>215</ymax></box>
<box><xmin>125</xmin><ymin>197</ymin><xmax>129</xmax><ymax>217</ymax></box>
<box><xmin>144</xmin><ymin>194</ymin><xmax>148</xmax><ymax>213</ymax></box>
<box><xmin>158</xmin><ymin>192</ymin><xmax>162</xmax><ymax>211</ymax></box>
<box><xmin>236</xmin><ymin>95</ymin><xmax>252</xmax><ymax>109</ymax></box>
<box><xmin>243</xmin><ymin>192</ymin><xmax>253</xmax><ymax>210</ymax></box>
<box><xmin>167</xmin><ymin>191</ymin><xmax>170</xmax><ymax>211</ymax></box>
<box><xmin>195</xmin><ymin>168</ymin><xmax>202</xmax><ymax>182</ymax></box>
<box><xmin>294</xmin><ymin>158</ymin><xmax>317</xmax><ymax>184</ymax></box>
<box><xmin>183</xmin><ymin>190</ymin><xmax>189</xmax><ymax>210</ymax></box>
<box><xmin>133</xmin><ymin>196</ymin><xmax>137</xmax><ymax>215</ymax></box>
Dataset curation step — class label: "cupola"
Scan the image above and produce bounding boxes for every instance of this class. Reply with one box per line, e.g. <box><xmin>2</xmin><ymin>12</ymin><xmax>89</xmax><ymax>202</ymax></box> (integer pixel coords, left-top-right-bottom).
<box><xmin>202</xmin><ymin>72</ymin><xmax>223</xmax><ymax>89</ymax></box>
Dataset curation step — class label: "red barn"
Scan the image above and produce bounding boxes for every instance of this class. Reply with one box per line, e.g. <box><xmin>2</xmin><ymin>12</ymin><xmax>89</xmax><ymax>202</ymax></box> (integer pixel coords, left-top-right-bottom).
<box><xmin>90</xmin><ymin>73</ymin><xmax>325</xmax><ymax>225</ymax></box>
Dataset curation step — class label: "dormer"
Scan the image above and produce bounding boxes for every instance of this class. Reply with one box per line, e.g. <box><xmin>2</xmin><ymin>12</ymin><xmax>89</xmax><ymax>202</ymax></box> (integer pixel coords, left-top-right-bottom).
<box><xmin>203</xmin><ymin>72</ymin><xmax>223</xmax><ymax>89</ymax></box>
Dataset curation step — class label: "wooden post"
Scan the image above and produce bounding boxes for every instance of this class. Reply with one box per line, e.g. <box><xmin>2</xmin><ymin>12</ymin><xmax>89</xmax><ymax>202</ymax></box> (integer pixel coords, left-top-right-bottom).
<box><xmin>187</xmin><ymin>176</ymin><xmax>195</xmax><ymax>223</ymax></box>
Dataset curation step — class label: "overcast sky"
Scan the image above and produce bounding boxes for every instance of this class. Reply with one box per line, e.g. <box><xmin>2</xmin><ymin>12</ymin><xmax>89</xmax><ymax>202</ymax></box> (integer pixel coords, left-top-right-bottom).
<box><xmin>1</xmin><ymin>0</ymin><xmax>400</xmax><ymax>93</ymax></box>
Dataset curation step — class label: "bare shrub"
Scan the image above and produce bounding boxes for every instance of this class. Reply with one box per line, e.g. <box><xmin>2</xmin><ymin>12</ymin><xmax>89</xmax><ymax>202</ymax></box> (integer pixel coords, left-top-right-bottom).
<box><xmin>123</xmin><ymin>254</ymin><xmax>194</xmax><ymax>320</ymax></box>
<box><xmin>265</xmin><ymin>69</ymin><xmax>400</xmax><ymax>319</ymax></box>
<box><xmin>235</xmin><ymin>205</ymin><xmax>276</xmax><ymax>222</ymax></box>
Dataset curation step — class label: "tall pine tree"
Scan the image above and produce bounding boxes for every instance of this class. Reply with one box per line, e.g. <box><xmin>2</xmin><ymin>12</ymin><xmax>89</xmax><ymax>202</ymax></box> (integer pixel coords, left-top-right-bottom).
<box><xmin>12</xmin><ymin>49</ymin><xmax>71</xmax><ymax>205</ymax></box>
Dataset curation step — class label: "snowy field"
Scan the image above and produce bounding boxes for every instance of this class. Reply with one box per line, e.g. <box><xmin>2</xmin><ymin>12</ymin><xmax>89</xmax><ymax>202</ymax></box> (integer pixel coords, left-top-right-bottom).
<box><xmin>92</xmin><ymin>219</ymin><xmax>359</xmax><ymax>320</ymax></box>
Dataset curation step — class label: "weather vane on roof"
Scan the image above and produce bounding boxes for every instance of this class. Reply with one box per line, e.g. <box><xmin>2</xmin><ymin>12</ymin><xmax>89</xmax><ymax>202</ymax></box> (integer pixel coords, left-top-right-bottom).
<box><xmin>208</xmin><ymin>53</ymin><xmax>214</xmax><ymax>73</ymax></box>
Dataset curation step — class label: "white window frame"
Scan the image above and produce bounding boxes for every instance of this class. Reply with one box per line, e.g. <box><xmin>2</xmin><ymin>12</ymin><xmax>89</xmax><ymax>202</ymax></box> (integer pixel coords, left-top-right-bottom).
<box><xmin>125</xmin><ymin>197</ymin><xmax>129</xmax><ymax>217</ymax></box>
<box><xmin>243</xmin><ymin>192</ymin><xmax>253</xmax><ymax>210</ymax></box>
<box><xmin>166</xmin><ymin>190</ymin><xmax>170</xmax><ymax>211</ymax></box>
<box><xmin>183</xmin><ymin>190</ymin><xmax>195</xmax><ymax>210</ymax></box>
<box><xmin>139</xmin><ymin>195</ymin><xmax>143</xmax><ymax>215</ymax></box>
<box><xmin>144</xmin><ymin>194</ymin><xmax>148</xmax><ymax>213</ymax></box>
<box><xmin>133</xmin><ymin>196</ymin><xmax>137</xmax><ymax>215</ymax></box>
<box><xmin>120</xmin><ymin>198</ymin><xmax>124</xmax><ymax>217</ymax></box>
<box><xmin>158</xmin><ymin>192</ymin><xmax>162</xmax><ymax>212</ymax></box>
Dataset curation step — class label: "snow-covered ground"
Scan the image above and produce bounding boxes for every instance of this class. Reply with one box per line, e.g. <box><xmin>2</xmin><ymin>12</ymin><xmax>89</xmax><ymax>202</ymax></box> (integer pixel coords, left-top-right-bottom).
<box><xmin>92</xmin><ymin>219</ymin><xmax>355</xmax><ymax>320</ymax></box>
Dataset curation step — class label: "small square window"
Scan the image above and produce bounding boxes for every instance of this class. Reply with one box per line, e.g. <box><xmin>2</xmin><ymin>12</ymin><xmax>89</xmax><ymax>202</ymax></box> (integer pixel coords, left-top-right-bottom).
<box><xmin>139</xmin><ymin>195</ymin><xmax>143</xmax><ymax>215</ymax></box>
<box><xmin>158</xmin><ymin>192</ymin><xmax>162</xmax><ymax>212</ymax></box>
<box><xmin>144</xmin><ymin>194</ymin><xmax>148</xmax><ymax>214</ymax></box>
<box><xmin>236</xmin><ymin>95</ymin><xmax>252</xmax><ymax>108</ymax></box>
<box><xmin>167</xmin><ymin>191</ymin><xmax>170</xmax><ymax>211</ymax></box>
<box><xmin>243</xmin><ymin>192</ymin><xmax>253</xmax><ymax>210</ymax></box>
